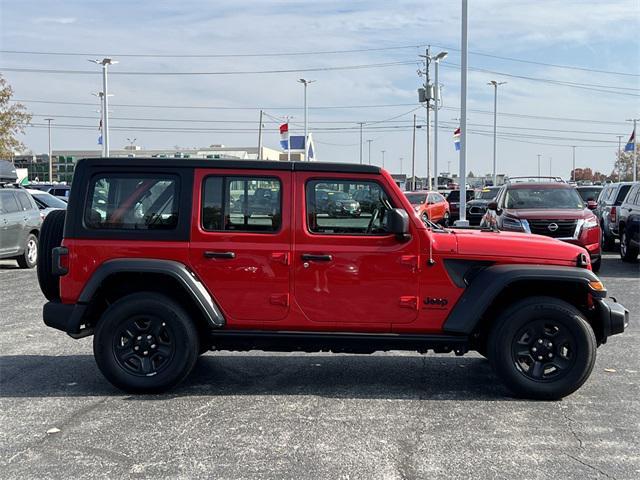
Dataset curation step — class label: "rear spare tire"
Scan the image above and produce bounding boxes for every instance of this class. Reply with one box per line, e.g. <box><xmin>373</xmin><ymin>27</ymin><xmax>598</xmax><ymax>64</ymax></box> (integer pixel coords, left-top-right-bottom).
<box><xmin>37</xmin><ymin>210</ymin><xmax>66</xmax><ymax>301</ymax></box>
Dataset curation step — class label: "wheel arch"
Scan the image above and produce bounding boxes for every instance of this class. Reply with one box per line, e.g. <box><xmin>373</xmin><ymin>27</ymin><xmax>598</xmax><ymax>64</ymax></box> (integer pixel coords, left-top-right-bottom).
<box><xmin>78</xmin><ymin>259</ymin><xmax>224</xmax><ymax>337</ymax></box>
<box><xmin>442</xmin><ymin>264</ymin><xmax>606</xmax><ymax>345</ymax></box>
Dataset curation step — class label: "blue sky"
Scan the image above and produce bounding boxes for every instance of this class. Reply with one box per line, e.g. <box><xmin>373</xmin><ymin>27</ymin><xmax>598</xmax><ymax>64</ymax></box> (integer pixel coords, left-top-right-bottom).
<box><xmin>1</xmin><ymin>0</ymin><xmax>638</xmax><ymax>177</ymax></box>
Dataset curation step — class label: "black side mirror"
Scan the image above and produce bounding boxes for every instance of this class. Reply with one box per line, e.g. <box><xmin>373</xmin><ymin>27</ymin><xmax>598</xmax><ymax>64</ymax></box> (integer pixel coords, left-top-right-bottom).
<box><xmin>388</xmin><ymin>208</ymin><xmax>411</xmax><ymax>241</ymax></box>
<box><xmin>487</xmin><ymin>201</ymin><xmax>498</xmax><ymax>211</ymax></box>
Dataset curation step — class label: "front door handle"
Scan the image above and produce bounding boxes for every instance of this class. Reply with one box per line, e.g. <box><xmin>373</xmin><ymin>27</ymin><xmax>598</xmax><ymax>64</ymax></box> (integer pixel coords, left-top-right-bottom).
<box><xmin>301</xmin><ymin>254</ymin><xmax>333</xmax><ymax>262</ymax></box>
<box><xmin>203</xmin><ymin>251</ymin><xmax>236</xmax><ymax>259</ymax></box>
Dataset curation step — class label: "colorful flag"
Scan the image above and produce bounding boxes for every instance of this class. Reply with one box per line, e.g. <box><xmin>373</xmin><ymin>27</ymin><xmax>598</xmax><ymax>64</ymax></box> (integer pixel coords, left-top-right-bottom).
<box><xmin>279</xmin><ymin>123</ymin><xmax>289</xmax><ymax>150</ymax></box>
<box><xmin>625</xmin><ymin>128</ymin><xmax>635</xmax><ymax>152</ymax></box>
<box><xmin>453</xmin><ymin>127</ymin><xmax>461</xmax><ymax>151</ymax></box>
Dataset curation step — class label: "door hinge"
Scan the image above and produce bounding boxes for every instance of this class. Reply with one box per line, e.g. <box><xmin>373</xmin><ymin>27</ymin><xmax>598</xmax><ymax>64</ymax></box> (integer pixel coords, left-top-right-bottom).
<box><xmin>269</xmin><ymin>293</ymin><xmax>290</xmax><ymax>307</ymax></box>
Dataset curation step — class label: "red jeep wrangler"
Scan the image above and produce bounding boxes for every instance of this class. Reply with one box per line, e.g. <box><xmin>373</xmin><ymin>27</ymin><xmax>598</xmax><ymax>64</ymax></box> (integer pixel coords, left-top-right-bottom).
<box><xmin>38</xmin><ymin>158</ymin><xmax>628</xmax><ymax>399</ymax></box>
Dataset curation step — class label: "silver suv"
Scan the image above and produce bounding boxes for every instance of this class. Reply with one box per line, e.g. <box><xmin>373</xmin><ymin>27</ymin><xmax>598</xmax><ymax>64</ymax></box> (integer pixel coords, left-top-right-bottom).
<box><xmin>596</xmin><ymin>182</ymin><xmax>634</xmax><ymax>251</ymax></box>
<box><xmin>0</xmin><ymin>187</ymin><xmax>42</xmax><ymax>268</ymax></box>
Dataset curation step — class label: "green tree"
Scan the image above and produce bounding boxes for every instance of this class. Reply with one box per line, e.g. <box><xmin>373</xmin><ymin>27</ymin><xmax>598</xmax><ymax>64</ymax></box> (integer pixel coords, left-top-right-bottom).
<box><xmin>614</xmin><ymin>150</ymin><xmax>639</xmax><ymax>181</ymax></box>
<box><xmin>0</xmin><ymin>75</ymin><xmax>31</xmax><ymax>159</ymax></box>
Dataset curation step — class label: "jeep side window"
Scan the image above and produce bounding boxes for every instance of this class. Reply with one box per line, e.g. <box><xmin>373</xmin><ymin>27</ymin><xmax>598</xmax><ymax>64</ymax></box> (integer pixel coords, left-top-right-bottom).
<box><xmin>84</xmin><ymin>175</ymin><xmax>179</xmax><ymax>230</ymax></box>
<box><xmin>306</xmin><ymin>179</ymin><xmax>393</xmax><ymax>235</ymax></box>
<box><xmin>202</xmin><ymin>176</ymin><xmax>281</xmax><ymax>233</ymax></box>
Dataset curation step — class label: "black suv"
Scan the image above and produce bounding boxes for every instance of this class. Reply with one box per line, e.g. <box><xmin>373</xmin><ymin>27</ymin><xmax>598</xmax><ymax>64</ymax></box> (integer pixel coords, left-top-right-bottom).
<box><xmin>596</xmin><ymin>182</ymin><xmax>634</xmax><ymax>250</ymax></box>
<box><xmin>466</xmin><ymin>186</ymin><xmax>501</xmax><ymax>225</ymax></box>
<box><xmin>0</xmin><ymin>186</ymin><xmax>42</xmax><ymax>268</ymax></box>
<box><xmin>617</xmin><ymin>182</ymin><xmax>640</xmax><ymax>262</ymax></box>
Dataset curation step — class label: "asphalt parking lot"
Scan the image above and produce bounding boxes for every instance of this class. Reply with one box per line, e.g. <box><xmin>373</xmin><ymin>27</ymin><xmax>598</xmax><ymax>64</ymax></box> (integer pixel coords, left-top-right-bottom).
<box><xmin>1</xmin><ymin>253</ymin><xmax>638</xmax><ymax>479</ymax></box>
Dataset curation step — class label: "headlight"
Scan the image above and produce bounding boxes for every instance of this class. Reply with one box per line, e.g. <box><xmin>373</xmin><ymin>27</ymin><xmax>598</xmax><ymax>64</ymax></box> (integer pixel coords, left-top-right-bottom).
<box><xmin>583</xmin><ymin>217</ymin><xmax>598</xmax><ymax>229</ymax></box>
<box><xmin>502</xmin><ymin>216</ymin><xmax>524</xmax><ymax>231</ymax></box>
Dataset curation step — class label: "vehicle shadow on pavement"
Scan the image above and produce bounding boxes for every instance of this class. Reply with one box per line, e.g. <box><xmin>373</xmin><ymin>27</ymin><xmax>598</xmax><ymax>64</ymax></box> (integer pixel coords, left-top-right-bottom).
<box><xmin>0</xmin><ymin>354</ymin><xmax>513</xmax><ymax>400</ymax></box>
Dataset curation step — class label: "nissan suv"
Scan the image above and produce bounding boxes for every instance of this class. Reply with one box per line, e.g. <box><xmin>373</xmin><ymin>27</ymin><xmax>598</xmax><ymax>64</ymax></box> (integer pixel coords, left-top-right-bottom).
<box><xmin>481</xmin><ymin>181</ymin><xmax>602</xmax><ymax>271</ymax></box>
<box><xmin>37</xmin><ymin>158</ymin><xmax>627</xmax><ymax>399</ymax></box>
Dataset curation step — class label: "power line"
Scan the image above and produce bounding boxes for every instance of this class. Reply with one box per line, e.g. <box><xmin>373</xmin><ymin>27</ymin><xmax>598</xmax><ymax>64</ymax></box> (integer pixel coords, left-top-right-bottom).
<box><xmin>13</xmin><ymin>99</ymin><xmax>628</xmax><ymax>125</ymax></box>
<box><xmin>2</xmin><ymin>43</ymin><xmax>637</xmax><ymax>77</ymax></box>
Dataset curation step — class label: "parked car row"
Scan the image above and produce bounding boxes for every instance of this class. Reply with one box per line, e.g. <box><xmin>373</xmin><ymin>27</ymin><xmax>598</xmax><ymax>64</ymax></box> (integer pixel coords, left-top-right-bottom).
<box><xmin>0</xmin><ymin>184</ymin><xmax>67</xmax><ymax>268</ymax></box>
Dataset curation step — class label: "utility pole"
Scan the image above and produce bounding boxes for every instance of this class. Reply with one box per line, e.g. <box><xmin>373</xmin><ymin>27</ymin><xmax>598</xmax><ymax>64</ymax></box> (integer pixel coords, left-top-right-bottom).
<box><xmin>537</xmin><ymin>154</ymin><xmax>541</xmax><ymax>177</ymax></box>
<box><xmin>571</xmin><ymin>146</ymin><xmax>576</xmax><ymax>182</ymax></box>
<box><xmin>257</xmin><ymin>110</ymin><xmax>263</xmax><ymax>159</ymax></box>
<box><xmin>488</xmin><ymin>80</ymin><xmax>506</xmax><ymax>186</ymax></box>
<box><xmin>433</xmin><ymin>51</ymin><xmax>448</xmax><ymax>191</ymax></box>
<box><xmin>456</xmin><ymin>0</ymin><xmax>469</xmax><ymax>226</ymax></box>
<box><xmin>367</xmin><ymin>139</ymin><xmax>373</xmax><ymax>166</ymax></box>
<box><xmin>44</xmin><ymin>118</ymin><xmax>54</xmax><ymax>182</ymax></box>
<box><xmin>358</xmin><ymin>122</ymin><xmax>364</xmax><ymax>164</ymax></box>
<box><xmin>298</xmin><ymin>79</ymin><xmax>315</xmax><ymax>161</ymax></box>
<box><xmin>418</xmin><ymin>46</ymin><xmax>436</xmax><ymax>190</ymax></box>
<box><xmin>381</xmin><ymin>150</ymin><xmax>386</xmax><ymax>169</ymax></box>
<box><xmin>89</xmin><ymin>58</ymin><xmax>117</xmax><ymax>156</ymax></box>
<box><xmin>617</xmin><ymin>135</ymin><xmax>623</xmax><ymax>181</ymax></box>
<box><xmin>399</xmin><ymin>157</ymin><xmax>403</xmax><ymax>175</ymax></box>
<box><xmin>92</xmin><ymin>92</ymin><xmax>105</xmax><ymax>156</ymax></box>
<box><xmin>627</xmin><ymin>118</ymin><xmax>639</xmax><ymax>181</ymax></box>
<box><xmin>411</xmin><ymin>114</ymin><xmax>417</xmax><ymax>190</ymax></box>
<box><xmin>549</xmin><ymin>156</ymin><xmax>553</xmax><ymax>176</ymax></box>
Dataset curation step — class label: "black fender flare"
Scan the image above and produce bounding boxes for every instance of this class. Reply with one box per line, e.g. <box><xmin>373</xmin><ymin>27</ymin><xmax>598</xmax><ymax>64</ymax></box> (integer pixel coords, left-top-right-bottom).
<box><xmin>442</xmin><ymin>264</ymin><xmax>601</xmax><ymax>334</ymax></box>
<box><xmin>79</xmin><ymin>258</ymin><xmax>225</xmax><ymax>328</ymax></box>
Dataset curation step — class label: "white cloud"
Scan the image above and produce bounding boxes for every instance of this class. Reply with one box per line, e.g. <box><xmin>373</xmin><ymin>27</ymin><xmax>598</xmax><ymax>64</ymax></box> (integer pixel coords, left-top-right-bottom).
<box><xmin>33</xmin><ymin>17</ymin><xmax>77</xmax><ymax>25</ymax></box>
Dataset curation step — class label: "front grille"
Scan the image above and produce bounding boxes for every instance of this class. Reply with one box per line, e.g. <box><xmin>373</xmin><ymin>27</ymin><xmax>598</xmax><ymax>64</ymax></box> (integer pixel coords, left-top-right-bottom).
<box><xmin>528</xmin><ymin>219</ymin><xmax>577</xmax><ymax>238</ymax></box>
<box><xmin>469</xmin><ymin>206</ymin><xmax>486</xmax><ymax>215</ymax></box>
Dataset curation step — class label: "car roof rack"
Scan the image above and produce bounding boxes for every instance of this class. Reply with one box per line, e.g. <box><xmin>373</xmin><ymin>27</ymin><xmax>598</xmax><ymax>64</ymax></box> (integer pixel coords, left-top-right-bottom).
<box><xmin>505</xmin><ymin>176</ymin><xmax>566</xmax><ymax>184</ymax></box>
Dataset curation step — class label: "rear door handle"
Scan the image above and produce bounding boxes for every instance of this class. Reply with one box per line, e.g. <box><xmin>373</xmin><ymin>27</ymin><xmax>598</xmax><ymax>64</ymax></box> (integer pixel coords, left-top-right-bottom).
<box><xmin>301</xmin><ymin>254</ymin><xmax>333</xmax><ymax>262</ymax></box>
<box><xmin>203</xmin><ymin>251</ymin><xmax>236</xmax><ymax>259</ymax></box>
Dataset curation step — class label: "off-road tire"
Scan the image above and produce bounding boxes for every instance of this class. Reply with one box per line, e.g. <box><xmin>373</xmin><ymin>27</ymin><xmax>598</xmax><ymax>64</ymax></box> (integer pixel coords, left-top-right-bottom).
<box><xmin>620</xmin><ymin>228</ymin><xmax>639</xmax><ymax>262</ymax></box>
<box><xmin>16</xmin><ymin>233</ymin><xmax>38</xmax><ymax>269</ymax></box>
<box><xmin>488</xmin><ymin>296</ymin><xmax>596</xmax><ymax>400</ymax></box>
<box><xmin>93</xmin><ymin>292</ymin><xmax>199</xmax><ymax>393</ymax></box>
<box><xmin>37</xmin><ymin>210</ymin><xmax>66</xmax><ymax>300</ymax></box>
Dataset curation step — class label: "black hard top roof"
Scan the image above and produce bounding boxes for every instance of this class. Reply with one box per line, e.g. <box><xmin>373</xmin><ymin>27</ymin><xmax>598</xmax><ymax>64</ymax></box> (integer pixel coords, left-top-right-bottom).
<box><xmin>77</xmin><ymin>157</ymin><xmax>381</xmax><ymax>174</ymax></box>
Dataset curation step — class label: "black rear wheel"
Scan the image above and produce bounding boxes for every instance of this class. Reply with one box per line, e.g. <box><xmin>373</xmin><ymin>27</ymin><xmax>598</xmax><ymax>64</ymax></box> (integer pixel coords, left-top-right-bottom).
<box><xmin>600</xmin><ymin>224</ymin><xmax>615</xmax><ymax>251</ymax></box>
<box><xmin>93</xmin><ymin>292</ymin><xmax>199</xmax><ymax>393</ymax></box>
<box><xmin>488</xmin><ymin>296</ymin><xmax>596</xmax><ymax>400</ymax></box>
<box><xmin>620</xmin><ymin>229</ymin><xmax>639</xmax><ymax>262</ymax></box>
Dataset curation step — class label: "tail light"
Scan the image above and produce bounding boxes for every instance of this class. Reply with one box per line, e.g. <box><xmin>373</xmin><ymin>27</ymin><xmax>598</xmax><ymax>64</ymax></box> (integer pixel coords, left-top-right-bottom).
<box><xmin>609</xmin><ymin>206</ymin><xmax>617</xmax><ymax>223</ymax></box>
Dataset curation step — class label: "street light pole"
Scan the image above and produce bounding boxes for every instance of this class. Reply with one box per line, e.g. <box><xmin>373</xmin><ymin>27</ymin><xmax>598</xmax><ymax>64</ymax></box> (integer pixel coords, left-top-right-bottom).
<box><xmin>456</xmin><ymin>0</ymin><xmax>469</xmax><ymax>226</ymax></box>
<box><xmin>44</xmin><ymin>118</ymin><xmax>54</xmax><ymax>182</ymax></box>
<box><xmin>537</xmin><ymin>154</ymin><xmax>541</xmax><ymax>177</ymax></box>
<box><xmin>358</xmin><ymin>122</ymin><xmax>364</xmax><ymax>164</ymax></box>
<box><xmin>366</xmin><ymin>139</ymin><xmax>373</xmax><ymax>165</ymax></box>
<box><xmin>90</xmin><ymin>58</ymin><xmax>117</xmax><ymax>156</ymax></box>
<box><xmin>433</xmin><ymin>51</ymin><xmax>448</xmax><ymax>191</ymax></box>
<box><xmin>617</xmin><ymin>135</ymin><xmax>623</xmax><ymax>181</ymax></box>
<box><xmin>411</xmin><ymin>114</ymin><xmax>417</xmax><ymax>190</ymax></box>
<box><xmin>298</xmin><ymin>79</ymin><xmax>316</xmax><ymax>161</ymax></box>
<box><xmin>381</xmin><ymin>150</ymin><xmax>386</xmax><ymax>169</ymax></box>
<box><xmin>571</xmin><ymin>146</ymin><xmax>576</xmax><ymax>182</ymax></box>
<box><xmin>488</xmin><ymin>80</ymin><xmax>506</xmax><ymax>186</ymax></box>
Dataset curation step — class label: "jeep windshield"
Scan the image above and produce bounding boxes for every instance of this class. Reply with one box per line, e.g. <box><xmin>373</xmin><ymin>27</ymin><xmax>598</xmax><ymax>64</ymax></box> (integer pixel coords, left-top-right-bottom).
<box><xmin>505</xmin><ymin>187</ymin><xmax>584</xmax><ymax>209</ymax></box>
<box><xmin>405</xmin><ymin>193</ymin><xmax>427</xmax><ymax>205</ymax></box>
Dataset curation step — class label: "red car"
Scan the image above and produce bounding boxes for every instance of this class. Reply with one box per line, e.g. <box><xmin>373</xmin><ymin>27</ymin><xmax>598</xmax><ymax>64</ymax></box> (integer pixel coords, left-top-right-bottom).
<box><xmin>482</xmin><ymin>181</ymin><xmax>602</xmax><ymax>271</ymax></box>
<box><xmin>404</xmin><ymin>190</ymin><xmax>450</xmax><ymax>225</ymax></box>
<box><xmin>37</xmin><ymin>158</ymin><xmax>626</xmax><ymax>399</ymax></box>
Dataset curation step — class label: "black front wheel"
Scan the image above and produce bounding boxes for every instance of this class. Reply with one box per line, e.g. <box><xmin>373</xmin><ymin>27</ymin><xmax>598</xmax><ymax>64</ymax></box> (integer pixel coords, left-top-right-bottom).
<box><xmin>488</xmin><ymin>296</ymin><xmax>596</xmax><ymax>400</ymax></box>
<box><xmin>93</xmin><ymin>292</ymin><xmax>199</xmax><ymax>393</ymax></box>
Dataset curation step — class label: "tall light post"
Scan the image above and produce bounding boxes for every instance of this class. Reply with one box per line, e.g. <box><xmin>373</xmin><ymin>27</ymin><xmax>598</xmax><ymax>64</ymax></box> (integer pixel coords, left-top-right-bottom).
<box><xmin>298</xmin><ymin>79</ymin><xmax>316</xmax><ymax>161</ymax></box>
<box><xmin>127</xmin><ymin>137</ymin><xmax>137</xmax><ymax>148</ymax></box>
<box><xmin>433</xmin><ymin>51</ymin><xmax>448</xmax><ymax>191</ymax></box>
<box><xmin>399</xmin><ymin>157</ymin><xmax>403</xmax><ymax>175</ymax></box>
<box><xmin>44</xmin><ymin>118</ymin><xmax>54</xmax><ymax>182</ymax></box>
<box><xmin>92</xmin><ymin>92</ymin><xmax>105</xmax><ymax>156</ymax></box>
<box><xmin>358</xmin><ymin>122</ymin><xmax>364</xmax><ymax>164</ymax></box>
<box><xmin>366</xmin><ymin>139</ymin><xmax>373</xmax><ymax>165</ymax></box>
<box><xmin>488</xmin><ymin>80</ymin><xmax>506</xmax><ymax>186</ymax></box>
<box><xmin>617</xmin><ymin>135</ymin><xmax>623</xmax><ymax>181</ymax></box>
<box><xmin>571</xmin><ymin>146</ymin><xmax>576</xmax><ymax>182</ymax></box>
<box><xmin>381</xmin><ymin>150</ymin><xmax>386</xmax><ymax>169</ymax></box>
<box><xmin>627</xmin><ymin>118</ymin><xmax>639</xmax><ymax>181</ymax></box>
<box><xmin>89</xmin><ymin>58</ymin><xmax>117</xmax><ymax>156</ymax></box>
<box><xmin>456</xmin><ymin>0</ymin><xmax>469</xmax><ymax>226</ymax></box>
<box><xmin>537</xmin><ymin>154</ymin><xmax>541</xmax><ymax>177</ymax></box>
<box><xmin>411</xmin><ymin>114</ymin><xmax>417</xmax><ymax>190</ymax></box>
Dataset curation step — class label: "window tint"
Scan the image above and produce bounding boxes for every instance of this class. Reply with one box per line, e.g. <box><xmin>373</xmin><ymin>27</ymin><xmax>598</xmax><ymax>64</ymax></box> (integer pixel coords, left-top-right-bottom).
<box><xmin>505</xmin><ymin>187</ymin><xmax>584</xmax><ymax>209</ymax></box>
<box><xmin>0</xmin><ymin>191</ymin><xmax>21</xmax><ymax>213</ymax></box>
<box><xmin>32</xmin><ymin>192</ymin><xmax>67</xmax><ymax>209</ymax></box>
<box><xmin>306</xmin><ymin>179</ymin><xmax>393</xmax><ymax>235</ymax></box>
<box><xmin>405</xmin><ymin>192</ymin><xmax>427</xmax><ymax>205</ymax></box>
<box><xmin>615</xmin><ymin>185</ymin><xmax>632</xmax><ymax>205</ymax></box>
<box><xmin>16</xmin><ymin>191</ymin><xmax>33</xmax><ymax>211</ymax></box>
<box><xmin>202</xmin><ymin>176</ymin><xmax>281</xmax><ymax>233</ymax></box>
<box><xmin>85</xmin><ymin>175</ymin><xmax>178</xmax><ymax>230</ymax></box>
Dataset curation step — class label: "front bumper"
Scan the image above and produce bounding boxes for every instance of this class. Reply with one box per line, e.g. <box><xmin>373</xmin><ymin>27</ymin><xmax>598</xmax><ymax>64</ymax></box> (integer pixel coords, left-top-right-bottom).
<box><xmin>43</xmin><ymin>301</ymin><xmax>92</xmax><ymax>339</ymax></box>
<box><xmin>594</xmin><ymin>298</ymin><xmax>628</xmax><ymax>343</ymax></box>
